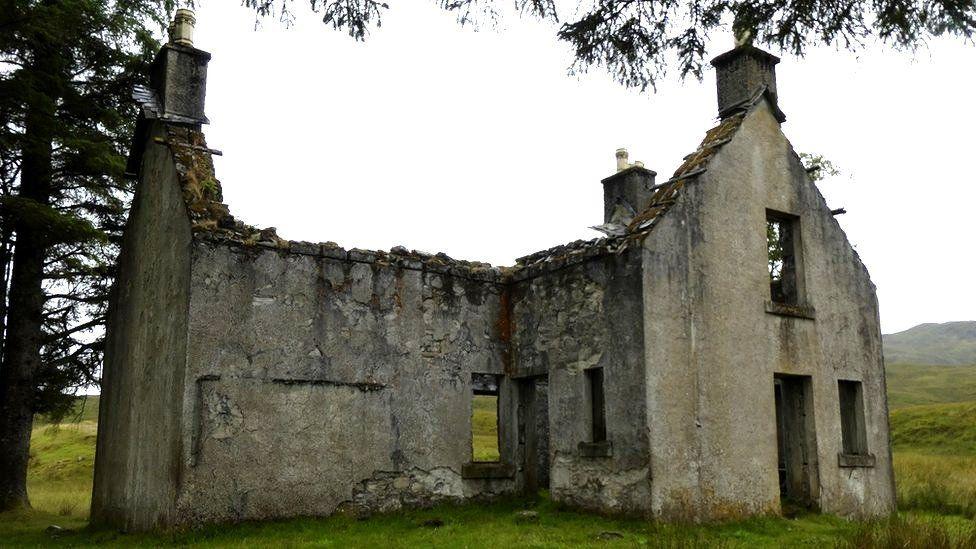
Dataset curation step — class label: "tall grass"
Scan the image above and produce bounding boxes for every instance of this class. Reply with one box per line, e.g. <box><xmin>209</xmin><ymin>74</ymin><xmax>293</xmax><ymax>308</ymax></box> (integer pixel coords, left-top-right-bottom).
<box><xmin>894</xmin><ymin>452</ymin><xmax>976</xmax><ymax>518</ymax></box>
<box><xmin>838</xmin><ymin>514</ymin><xmax>976</xmax><ymax>549</ymax></box>
<box><xmin>889</xmin><ymin>400</ymin><xmax>976</xmax><ymax>518</ymax></box>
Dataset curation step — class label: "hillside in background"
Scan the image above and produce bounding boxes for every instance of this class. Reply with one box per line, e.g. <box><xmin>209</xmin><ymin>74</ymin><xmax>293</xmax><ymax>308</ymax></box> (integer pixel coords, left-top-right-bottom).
<box><xmin>883</xmin><ymin>321</ymin><xmax>976</xmax><ymax>366</ymax></box>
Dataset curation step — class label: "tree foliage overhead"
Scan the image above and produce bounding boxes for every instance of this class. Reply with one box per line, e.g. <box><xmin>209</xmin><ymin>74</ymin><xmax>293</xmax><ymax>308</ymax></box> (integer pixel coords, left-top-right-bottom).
<box><xmin>244</xmin><ymin>0</ymin><xmax>976</xmax><ymax>89</ymax></box>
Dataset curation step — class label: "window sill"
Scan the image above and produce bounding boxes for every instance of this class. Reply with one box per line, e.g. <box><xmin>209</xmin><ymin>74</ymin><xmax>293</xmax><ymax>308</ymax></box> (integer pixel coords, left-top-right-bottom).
<box><xmin>461</xmin><ymin>462</ymin><xmax>515</xmax><ymax>479</ymax></box>
<box><xmin>838</xmin><ymin>453</ymin><xmax>876</xmax><ymax>468</ymax></box>
<box><xmin>578</xmin><ymin>440</ymin><xmax>613</xmax><ymax>458</ymax></box>
<box><xmin>765</xmin><ymin>301</ymin><xmax>816</xmax><ymax>320</ymax></box>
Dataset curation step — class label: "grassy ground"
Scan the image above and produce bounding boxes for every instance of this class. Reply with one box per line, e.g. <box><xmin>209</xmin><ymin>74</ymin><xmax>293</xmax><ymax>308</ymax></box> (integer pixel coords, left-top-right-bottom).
<box><xmin>4</xmin><ymin>395</ymin><xmax>976</xmax><ymax>547</ymax></box>
<box><xmin>887</xmin><ymin>363</ymin><xmax>976</xmax><ymax>408</ymax></box>
<box><xmin>26</xmin><ymin>421</ymin><xmax>97</xmax><ymax>521</ymax></box>
<box><xmin>889</xmin><ymin>401</ymin><xmax>976</xmax><ymax>519</ymax></box>
<box><xmin>5</xmin><ymin>494</ymin><xmax>975</xmax><ymax>548</ymax></box>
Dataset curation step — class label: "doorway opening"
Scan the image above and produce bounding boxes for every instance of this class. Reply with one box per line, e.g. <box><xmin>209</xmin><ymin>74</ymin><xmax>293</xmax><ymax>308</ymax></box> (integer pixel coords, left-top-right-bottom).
<box><xmin>773</xmin><ymin>374</ymin><xmax>819</xmax><ymax>513</ymax></box>
<box><xmin>518</xmin><ymin>376</ymin><xmax>550</xmax><ymax>494</ymax></box>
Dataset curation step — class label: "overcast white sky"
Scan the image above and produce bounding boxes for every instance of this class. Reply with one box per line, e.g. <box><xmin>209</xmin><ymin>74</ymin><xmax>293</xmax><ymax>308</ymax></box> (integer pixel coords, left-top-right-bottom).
<box><xmin>191</xmin><ymin>2</ymin><xmax>975</xmax><ymax>335</ymax></box>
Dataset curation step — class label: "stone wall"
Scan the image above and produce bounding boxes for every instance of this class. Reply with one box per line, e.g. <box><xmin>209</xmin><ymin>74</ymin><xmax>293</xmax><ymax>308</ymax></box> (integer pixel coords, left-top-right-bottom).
<box><xmin>511</xmin><ymin>251</ymin><xmax>650</xmax><ymax>514</ymax></box>
<box><xmin>173</xmin><ymin>240</ymin><xmax>514</xmax><ymax>524</ymax></box>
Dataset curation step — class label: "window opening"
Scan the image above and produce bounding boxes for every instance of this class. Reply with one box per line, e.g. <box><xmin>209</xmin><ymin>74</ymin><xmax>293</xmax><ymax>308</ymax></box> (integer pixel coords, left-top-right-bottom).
<box><xmin>471</xmin><ymin>373</ymin><xmax>500</xmax><ymax>462</ymax></box>
<box><xmin>585</xmin><ymin>368</ymin><xmax>607</xmax><ymax>443</ymax></box>
<box><xmin>767</xmin><ymin>211</ymin><xmax>799</xmax><ymax>304</ymax></box>
<box><xmin>838</xmin><ymin>380</ymin><xmax>868</xmax><ymax>455</ymax></box>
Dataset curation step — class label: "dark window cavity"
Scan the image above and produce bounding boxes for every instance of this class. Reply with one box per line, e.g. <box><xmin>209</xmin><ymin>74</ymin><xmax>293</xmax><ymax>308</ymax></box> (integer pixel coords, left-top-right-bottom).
<box><xmin>585</xmin><ymin>368</ymin><xmax>607</xmax><ymax>443</ymax></box>
<box><xmin>767</xmin><ymin>211</ymin><xmax>800</xmax><ymax>304</ymax></box>
<box><xmin>471</xmin><ymin>373</ymin><xmax>500</xmax><ymax>462</ymax></box>
<box><xmin>838</xmin><ymin>380</ymin><xmax>868</xmax><ymax>455</ymax></box>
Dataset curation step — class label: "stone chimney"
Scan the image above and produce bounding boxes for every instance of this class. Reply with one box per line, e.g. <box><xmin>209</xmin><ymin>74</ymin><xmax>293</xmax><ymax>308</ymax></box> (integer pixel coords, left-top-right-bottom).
<box><xmin>150</xmin><ymin>9</ymin><xmax>210</xmax><ymax>125</ymax></box>
<box><xmin>601</xmin><ymin>150</ymin><xmax>656</xmax><ymax>225</ymax></box>
<box><xmin>710</xmin><ymin>45</ymin><xmax>783</xmax><ymax>121</ymax></box>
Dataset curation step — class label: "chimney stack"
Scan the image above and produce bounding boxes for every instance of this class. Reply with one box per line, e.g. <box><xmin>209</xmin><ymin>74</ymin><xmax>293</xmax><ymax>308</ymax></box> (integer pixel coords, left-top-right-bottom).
<box><xmin>150</xmin><ymin>9</ymin><xmax>210</xmax><ymax>125</ymax></box>
<box><xmin>601</xmin><ymin>150</ymin><xmax>656</xmax><ymax>225</ymax></box>
<box><xmin>710</xmin><ymin>45</ymin><xmax>783</xmax><ymax>122</ymax></box>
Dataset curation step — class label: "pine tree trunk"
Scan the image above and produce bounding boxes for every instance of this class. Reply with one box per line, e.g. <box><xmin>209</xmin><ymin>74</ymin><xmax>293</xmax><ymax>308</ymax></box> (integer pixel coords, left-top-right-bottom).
<box><xmin>0</xmin><ymin>42</ymin><xmax>57</xmax><ymax>512</ymax></box>
<box><xmin>0</xmin><ymin>221</ymin><xmax>11</xmax><ymax>365</ymax></box>
<box><xmin>0</xmin><ymin>234</ymin><xmax>46</xmax><ymax>511</ymax></box>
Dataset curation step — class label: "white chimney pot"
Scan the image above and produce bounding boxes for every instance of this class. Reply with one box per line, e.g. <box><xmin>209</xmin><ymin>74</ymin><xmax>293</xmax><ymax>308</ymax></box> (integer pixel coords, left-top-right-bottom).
<box><xmin>169</xmin><ymin>9</ymin><xmax>196</xmax><ymax>47</ymax></box>
<box><xmin>615</xmin><ymin>148</ymin><xmax>629</xmax><ymax>172</ymax></box>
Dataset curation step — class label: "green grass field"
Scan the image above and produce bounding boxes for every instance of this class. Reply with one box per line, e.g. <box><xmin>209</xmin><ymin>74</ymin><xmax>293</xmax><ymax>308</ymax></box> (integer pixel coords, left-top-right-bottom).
<box><xmin>4</xmin><ymin>391</ymin><xmax>976</xmax><ymax>547</ymax></box>
<box><xmin>887</xmin><ymin>363</ymin><xmax>976</xmax><ymax>408</ymax></box>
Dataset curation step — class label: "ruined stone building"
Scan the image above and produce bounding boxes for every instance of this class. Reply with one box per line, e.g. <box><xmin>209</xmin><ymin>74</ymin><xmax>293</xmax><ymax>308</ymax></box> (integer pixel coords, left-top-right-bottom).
<box><xmin>92</xmin><ymin>13</ymin><xmax>895</xmax><ymax>531</ymax></box>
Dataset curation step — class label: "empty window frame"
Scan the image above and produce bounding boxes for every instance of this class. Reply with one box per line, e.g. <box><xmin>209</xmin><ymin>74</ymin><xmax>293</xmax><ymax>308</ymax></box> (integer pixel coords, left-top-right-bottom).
<box><xmin>767</xmin><ymin>210</ymin><xmax>800</xmax><ymax>304</ymax></box>
<box><xmin>471</xmin><ymin>373</ymin><xmax>500</xmax><ymax>462</ymax></box>
<box><xmin>585</xmin><ymin>368</ymin><xmax>607</xmax><ymax>443</ymax></box>
<box><xmin>838</xmin><ymin>380</ymin><xmax>868</xmax><ymax>455</ymax></box>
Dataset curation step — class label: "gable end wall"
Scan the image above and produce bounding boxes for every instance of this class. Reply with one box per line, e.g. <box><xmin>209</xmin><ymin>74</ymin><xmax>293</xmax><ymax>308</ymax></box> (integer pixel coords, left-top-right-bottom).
<box><xmin>91</xmin><ymin>122</ymin><xmax>192</xmax><ymax>530</ymax></box>
<box><xmin>642</xmin><ymin>100</ymin><xmax>894</xmax><ymax>521</ymax></box>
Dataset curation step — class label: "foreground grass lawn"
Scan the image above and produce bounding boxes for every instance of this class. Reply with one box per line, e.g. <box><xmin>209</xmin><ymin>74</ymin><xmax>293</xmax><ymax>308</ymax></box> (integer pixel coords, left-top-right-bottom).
<box><xmin>4</xmin><ymin>498</ymin><xmax>976</xmax><ymax>548</ymax></box>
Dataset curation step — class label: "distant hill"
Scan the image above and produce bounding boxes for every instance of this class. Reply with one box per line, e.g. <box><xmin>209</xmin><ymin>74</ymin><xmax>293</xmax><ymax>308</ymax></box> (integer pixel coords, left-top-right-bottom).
<box><xmin>883</xmin><ymin>321</ymin><xmax>976</xmax><ymax>366</ymax></box>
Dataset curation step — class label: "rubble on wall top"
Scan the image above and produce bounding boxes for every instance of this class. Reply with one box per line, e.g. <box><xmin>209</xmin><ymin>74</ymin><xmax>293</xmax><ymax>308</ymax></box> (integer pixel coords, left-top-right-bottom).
<box><xmin>508</xmin><ymin>235</ymin><xmax>642</xmax><ymax>281</ymax></box>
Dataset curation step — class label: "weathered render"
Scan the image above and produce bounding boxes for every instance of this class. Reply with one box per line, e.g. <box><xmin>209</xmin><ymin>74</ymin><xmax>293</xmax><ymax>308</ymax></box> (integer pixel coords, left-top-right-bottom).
<box><xmin>92</xmin><ymin>21</ymin><xmax>895</xmax><ymax>531</ymax></box>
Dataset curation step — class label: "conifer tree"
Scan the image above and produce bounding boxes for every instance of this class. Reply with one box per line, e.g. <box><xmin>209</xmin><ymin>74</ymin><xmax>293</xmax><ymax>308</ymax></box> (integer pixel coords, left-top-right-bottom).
<box><xmin>0</xmin><ymin>0</ymin><xmax>168</xmax><ymax>511</ymax></box>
